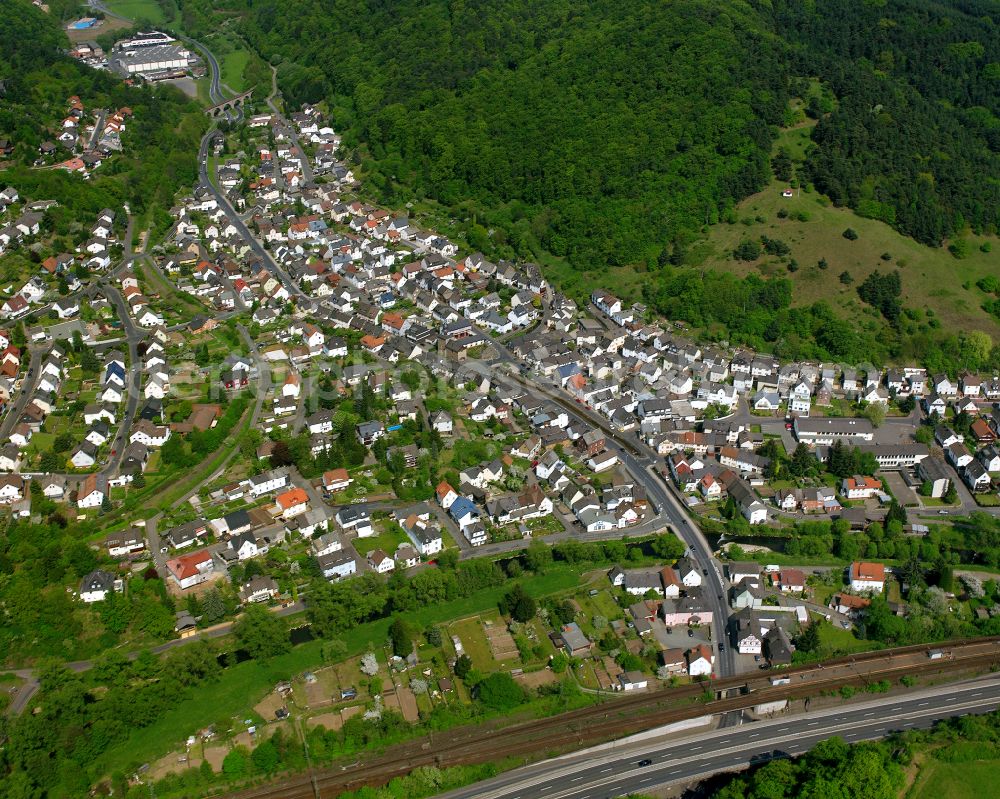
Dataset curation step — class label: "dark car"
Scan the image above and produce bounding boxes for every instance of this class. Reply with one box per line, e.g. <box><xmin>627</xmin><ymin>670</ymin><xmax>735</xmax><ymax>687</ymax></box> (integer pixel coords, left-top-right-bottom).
<box><xmin>638</xmin><ymin>759</ymin><xmax>653</xmax><ymax>767</ymax></box>
<box><xmin>687</xmin><ymin>628</ymin><xmax>694</xmax><ymax>637</ymax></box>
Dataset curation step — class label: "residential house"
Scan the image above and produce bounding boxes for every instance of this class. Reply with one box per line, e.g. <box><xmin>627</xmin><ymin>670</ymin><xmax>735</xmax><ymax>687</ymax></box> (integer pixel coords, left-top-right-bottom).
<box><xmin>686</xmin><ymin>644</ymin><xmax>714</xmax><ymax>677</ymax></box>
<box><xmin>167</xmin><ymin>549</ymin><xmax>215</xmax><ymax>590</ymax></box>
<box><xmin>79</xmin><ymin>570</ymin><xmax>117</xmax><ymax>603</ymax></box>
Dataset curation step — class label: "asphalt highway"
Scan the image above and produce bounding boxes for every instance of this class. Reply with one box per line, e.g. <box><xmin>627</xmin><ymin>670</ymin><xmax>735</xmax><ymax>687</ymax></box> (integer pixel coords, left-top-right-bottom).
<box><xmin>440</xmin><ymin>677</ymin><xmax>1000</xmax><ymax>799</ymax></box>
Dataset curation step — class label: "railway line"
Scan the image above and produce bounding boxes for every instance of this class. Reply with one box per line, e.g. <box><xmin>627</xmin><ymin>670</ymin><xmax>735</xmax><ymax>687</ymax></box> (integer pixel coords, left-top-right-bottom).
<box><xmin>222</xmin><ymin>636</ymin><xmax>1000</xmax><ymax>799</ymax></box>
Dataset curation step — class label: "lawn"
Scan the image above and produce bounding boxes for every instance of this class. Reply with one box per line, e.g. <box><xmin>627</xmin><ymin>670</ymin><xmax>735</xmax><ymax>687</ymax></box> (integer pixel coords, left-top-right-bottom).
<box><xmin>30</xmin><ymin>432</ymin><xmax>55</xmax><ymax>453</ymax></box>
<box><xmin>43</xmin><ymin>414</ymin><xmax>71</xmax><ymax>434</ymax></box>
<box><xmin>911</xmin><ymin>759</ymin><xmax>1000</xmax><ymax>799</ymax></box>
<box><xmin>357</xmin><ymin>526</ymin><xmax>409</xmax><ymax>560</ymax></box>
<box><xmin>449</xmin><ymin>617</ymin><xmax>496</xmax><ymax>672</ymax></box>
<box><xmin>220</xmin><ymin>50</ymin><xmax>250</xmax><ymax>93</ymax></box>
<box><xmin>919</xmin><ymin>496</ymin><xmax>960</xmax><ymax>508</ymax></box>
<box><xmin>93</xmin><ymin>565</ymin><xmax>583</xmax><ymax>777</ymax></box>
<box><xmin>816</xmin><ymin>620</ymin><xmax>877</xmax><ymax>656</ymax></box>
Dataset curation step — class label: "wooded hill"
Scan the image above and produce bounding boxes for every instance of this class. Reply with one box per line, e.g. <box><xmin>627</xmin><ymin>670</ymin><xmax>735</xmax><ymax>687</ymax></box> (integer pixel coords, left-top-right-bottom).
<box><xmin>181</xmin><ymin>0</ymin><xmax>999</xmax><ymax>265</ymax></box>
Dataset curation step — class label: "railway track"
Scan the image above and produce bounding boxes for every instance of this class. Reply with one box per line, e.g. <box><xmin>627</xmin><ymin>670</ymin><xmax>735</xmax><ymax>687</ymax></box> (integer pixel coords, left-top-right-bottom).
<box><xmin>222</xmin><ymin>637</ymin><xmax>1000</xmax><ymax>799</ymax></box>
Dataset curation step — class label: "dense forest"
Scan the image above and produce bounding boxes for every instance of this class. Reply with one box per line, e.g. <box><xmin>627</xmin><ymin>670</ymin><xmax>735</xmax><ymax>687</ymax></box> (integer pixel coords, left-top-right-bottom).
<box><xmin>0</xmin><ymin>0</ymin><xmax>207</xmax><ymax>235</ymax></box>
<box><xmin>771</xmin><ymin>0</ymin><xmax>1000</xmax><ymax>245</ymax></box>
<box><xmin>178</xmin><ymin>0</ymin><xmax>1000</xmax><ymax>261</ymax></box>
<box><xmin>180</xmin><ymin>0</ymin><xmax>786</xmax><ymax>266</ymax></box>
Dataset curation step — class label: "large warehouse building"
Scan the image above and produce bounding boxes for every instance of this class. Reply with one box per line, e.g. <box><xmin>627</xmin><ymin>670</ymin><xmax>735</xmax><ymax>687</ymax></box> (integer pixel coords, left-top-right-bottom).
<box><xmin>111</xmin><ymin>45</ymin><xmax>192</xmax><ymax>77</ymax></box>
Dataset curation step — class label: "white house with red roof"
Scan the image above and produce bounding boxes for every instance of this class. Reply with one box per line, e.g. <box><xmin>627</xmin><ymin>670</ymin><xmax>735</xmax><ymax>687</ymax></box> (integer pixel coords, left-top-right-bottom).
<box><xmin>167</xmin><ymin>549</ymin><xmax>215</xmax><ymax>590</ymax></box>
<box><xmin>849</xmin><ymin>561</ymin><xmax>886</xmax><ymax>594</ymax></box>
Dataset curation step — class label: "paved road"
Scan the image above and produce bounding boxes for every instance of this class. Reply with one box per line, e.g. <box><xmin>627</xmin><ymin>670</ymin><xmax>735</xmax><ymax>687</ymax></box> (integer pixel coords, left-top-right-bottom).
<box><xmin>0</xmin><ymin>346</ymin><xmax>46</xmax><ymax>440</ymax></box>
<box><xmin>198</xmin><ymin>131</ymin><xmax>305</xmax><ymax>301</ymax></box>
<box><xmin>439</xmin><ymin>677</ymin><xmax>1000</xmax><ymax>799</ymax></box>
<box><xmin>186</xmin><ymin>36</ymin><xmax>225</xmax><ymax>106</ymax></box>
<box><xmin>88</xmin><ymin>109</ymin><xmax>107</xmax><ymax>150</ymax></box>
<box><xmin>265</xmin><ymin>99</ymin><xmax>315</xmax><ymax>187</ymax></box>
<box><xmin>484</xmin><ymin>354</ymin><xmax>738</xmax><ymax>679</ymax></box>
<box><xmin>97</xmin><ymin>282</ymin><xmax>144</xmax><ymax>477</ymax></box>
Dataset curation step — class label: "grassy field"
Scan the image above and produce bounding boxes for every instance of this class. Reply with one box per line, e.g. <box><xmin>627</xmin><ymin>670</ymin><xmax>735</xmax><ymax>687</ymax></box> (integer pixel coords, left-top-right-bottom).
<box><xmin>688</xmin><ymin>122</ymin><xmax>1000</xmax><ymax>339</ymax></box>
<box><xmin>105</xmin><ymin>0</ymin><xmax>175</xmax><ymax>26</ymax></box>
<box><xmin>220</xmin><ymin>50</ymin><xmax>250</xmax><ymax>93</ymax></box>
<box><xmin>910</xmin><ymin>760</ymin><xmax>1000</xmax><ymax>799</ymax></box>
<box><xmin>816</xmin><ymin>620</ymin><xmax>877</xmax><ymax>656</ymax></box>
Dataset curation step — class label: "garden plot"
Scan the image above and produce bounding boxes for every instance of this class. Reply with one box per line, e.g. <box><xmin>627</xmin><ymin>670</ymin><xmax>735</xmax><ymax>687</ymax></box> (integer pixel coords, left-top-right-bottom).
<box><xmin>306</xmin><ymin>711</ymin><xmax>344</xmax><ymax>731</ymax></box>
<box><xmin>253</xmin><ymin>690</ymin><xmax>288</xmax><ymax>721</ymax></box>
<box><xmin>449</xmin><ymin>618</ymin><xmax>495</xmax><ymax>670</ymax></box>
<box><xmin>483</xmin><ymin>619</ymin><xmax>519</xmax><ymax>661</ymax></box>
<box><xmin>393</xmin><ymin>683</ymin><xmax>420</xmax><ymax>722</ymax></box>
<box><xmin>202</xmin><ymin>745</ymin><xmax>228</xmax><ymax>771</ymax></box>
<box><xmin>514</xmin><ymin>669</ymin><xmax>558</xmax><ymax>690</ymax></box>
<box><xmin>148</xmin><ymin>748</ymin><xmax>202</xmax><ymax>781</ymax></box>
<box><xmin>302</xmin><ymin>670</ymin><xmax>339</xmax><ymax>708</ymax></box>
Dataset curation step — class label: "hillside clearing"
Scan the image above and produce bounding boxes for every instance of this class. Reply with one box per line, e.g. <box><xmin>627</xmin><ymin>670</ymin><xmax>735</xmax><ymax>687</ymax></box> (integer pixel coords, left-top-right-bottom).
<box><xmin>690</xmin><ymin>179</ymin><xmax>1000</xmax><ymax>340</ymax></box>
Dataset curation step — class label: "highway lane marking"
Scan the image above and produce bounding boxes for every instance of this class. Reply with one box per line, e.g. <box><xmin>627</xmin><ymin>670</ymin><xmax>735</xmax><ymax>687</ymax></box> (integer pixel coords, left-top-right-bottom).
<box><xmin>471</xmin><ymin>688</ymin><xmax>1000</xmax><ymax>799</ymax></box>
<box><xmin>918</xmin><ymin>702</ymin><xmax>929</xmax><ymax>706</ymax></box>
<box><xmin>599</xmin><ymin>767</ymin><xmax>613</xmax><ymax>774</ymax></box>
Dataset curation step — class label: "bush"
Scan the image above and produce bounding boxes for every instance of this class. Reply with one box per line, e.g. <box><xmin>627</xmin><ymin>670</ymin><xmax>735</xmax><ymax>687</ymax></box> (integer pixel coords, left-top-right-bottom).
<box><xmin>473</xmin><ymin>672</ymin><xmax>526</xmax><ymax>710</ymax></box>
<box><xmin>389</xmin><ymin>617</ymin><xmax>414</xmax><ymax>657</ymax></box>
<box><xmin>222</xmin><ymin>747</ymin><xmax>249</xmax><ymax>778</ymax></box>
<box><xmin>454</xmin><ymin>654</ymin><xmax>473</xmax><ymax>678</ymax></box>
<box><xmin>843</xmin><ymin>228</ymin><xmax>859</xmax><ymax>240</ymax></box>
<box><xmin>948</xmin><ymin>238</ymin><xmax>971</xmax><ymax>259</ymax></box>
<box><xmin>734</xmin><ymin>239</ymin><xmax>762</xmax><ymax>261</ymax></box>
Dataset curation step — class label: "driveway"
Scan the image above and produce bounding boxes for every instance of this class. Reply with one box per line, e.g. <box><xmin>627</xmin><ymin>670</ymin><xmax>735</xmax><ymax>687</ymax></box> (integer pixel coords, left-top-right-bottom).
<box><xmin>649</xmin><ymin>619</ymin><xmax>712</xmax><ymax>651</ymax></box>
<box><xmin>881</xmin><ymin>470</ymin><xmax>918</xmax><ymax>506</ymax></box>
